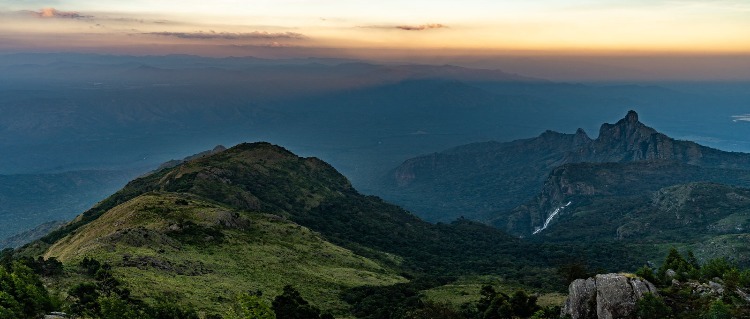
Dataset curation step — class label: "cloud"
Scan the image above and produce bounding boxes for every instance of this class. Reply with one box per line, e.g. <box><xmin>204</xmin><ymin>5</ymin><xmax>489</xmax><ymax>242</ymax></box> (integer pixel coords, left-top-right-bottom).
<box><xmin>359</xmin><ymin>23</ymin><xmax>447</xmax><ymax>31</ymax></box>
<box><xmin>28</xmin><ymin>8</ymin><xmax>91</xmax><ymax>19</ymax></box>
<box><xmin>146</xmin><ymin>31</ymin><xmax>306</xmax><ymax>40</ymax></box>
<box><xmin>732</xmin><ymin>114</ymin><xmax>750</xmax><ymax>122</ymax></box>
<box><xmin>396</xmin><ymin>23</ymin><xmax>446</xmax><ymax>31</ymax></box>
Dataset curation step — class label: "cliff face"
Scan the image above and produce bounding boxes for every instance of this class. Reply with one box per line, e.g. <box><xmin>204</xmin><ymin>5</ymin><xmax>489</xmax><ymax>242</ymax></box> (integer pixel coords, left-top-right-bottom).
<box><xmin>562</xmin><ymin>273</ymin><xmax>658</xmax><ymax>319</ymax></box>
<box><xmin>587</xmin><ymin>110</ymin><xmax>703</xmax><ymax>164</ymax></box>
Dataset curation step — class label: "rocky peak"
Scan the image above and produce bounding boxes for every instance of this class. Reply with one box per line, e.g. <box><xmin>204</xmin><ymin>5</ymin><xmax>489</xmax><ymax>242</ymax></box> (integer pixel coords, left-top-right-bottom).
<box><xmin>625</xmin><ymin>110</ymin><xmax>638</xmax><ymax>123</ymax></box>
<box><xmin>562</xmin><ymin>273</ymin><xmax>658</xmax><ymax>319</ymax></box>
<box><xmin>596</xmin><ymin>110</ymin><xmax>656</xmax><ymax>145</ymax></box>
<box><xmin>574</xmin><ymin>128</ymin><xmax>592</xmax><ymax>146</ymax></box>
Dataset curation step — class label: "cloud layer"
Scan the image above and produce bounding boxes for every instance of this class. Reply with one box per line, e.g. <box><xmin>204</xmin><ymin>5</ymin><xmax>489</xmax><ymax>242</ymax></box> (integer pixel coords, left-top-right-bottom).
<box><xmin>359</xmin><ymin>23</ymin><xmax>447</xmax><ymax>31</ymax></box>
<box><xmin>396</xmin><ymin>24</ymin><xmax>446</xmax><ymax>31</ymax></box>
<box><xmin>29</xmin><ymin>8</ymin><xmax>91</xmax><ymax>19</ymax></box>
<box><xmin>146</xmin><ymin>31</ymin><xmax>306</xmax><ymax>40</ymax></box>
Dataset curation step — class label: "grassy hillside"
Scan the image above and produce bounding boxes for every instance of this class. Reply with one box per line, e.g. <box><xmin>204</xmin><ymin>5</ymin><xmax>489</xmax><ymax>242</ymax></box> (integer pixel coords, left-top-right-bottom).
<box><xmin>43</xmin><ymin>192</ymin><xmax>405</xmax><ymax>316</ymax></box>
<box><xmin>34</xmin><ymin>143</ymin><xmax>560</xmax><ymax>282</ymax></box>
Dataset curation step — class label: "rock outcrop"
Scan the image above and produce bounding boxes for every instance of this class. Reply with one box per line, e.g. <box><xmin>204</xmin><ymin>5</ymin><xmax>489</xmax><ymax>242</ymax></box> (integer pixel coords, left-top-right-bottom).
<box><xmin>562</xmin><ymin>273</ymin><xmax>658</xmax><ymax>319</ymax></box>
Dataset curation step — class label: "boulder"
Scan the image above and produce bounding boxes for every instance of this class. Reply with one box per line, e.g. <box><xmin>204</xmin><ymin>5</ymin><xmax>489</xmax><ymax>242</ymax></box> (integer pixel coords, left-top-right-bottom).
<box><xmin>562</xmin><ymin>273</ymin><xmax>658</xmax><ymax>319</ymax></box>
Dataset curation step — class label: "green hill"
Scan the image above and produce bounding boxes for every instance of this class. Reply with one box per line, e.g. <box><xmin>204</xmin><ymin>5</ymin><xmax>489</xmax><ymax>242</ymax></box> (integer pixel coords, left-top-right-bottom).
<box><xmin>25</xmin><ymin>142</ymin><xmax>577</xmax><ymax>317</ymax></box>
<box><xmin>42</xmin><ymin>192</ymin><xmax>404</xmax><ymax>315</ymax></box>
<box><xmin>35</xmin><ymin>142</ymin><xmax>540</xmax><ymax>276</ymax></box>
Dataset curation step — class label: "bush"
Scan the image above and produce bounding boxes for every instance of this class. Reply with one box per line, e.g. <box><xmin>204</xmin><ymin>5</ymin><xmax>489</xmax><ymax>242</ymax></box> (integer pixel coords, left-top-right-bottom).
<box><xmin>700</xmin><ymin>258</ymin><xmax>735</xmax><ymax>282</ymax></box>
<box><xmin>635</xmin><ymin>293</ymin><xmax>670</xmax><ymax>319</ymax></box>
<box><xmin>635</xmin><ymin>265</ymin><xmax>658</xmax><ymax>285</ymax></box>
<box><xmin>703</xmin><ymin>300</ymin><xmax>731</xmax><ymax>319</ymax></box>
<box><xmin>0</xmin><ymin>263</ymin><xmax>53</xmax><ymax>318</ymax></box>
<box><xmin>272</xmin><ymin>286</ymin><xmax>329</xmax><ymax>319</ymax></box>
<box><xmin>226</xmin><ymin>292</ymin><xmax>276</xmax><ymax>319</ymax></box>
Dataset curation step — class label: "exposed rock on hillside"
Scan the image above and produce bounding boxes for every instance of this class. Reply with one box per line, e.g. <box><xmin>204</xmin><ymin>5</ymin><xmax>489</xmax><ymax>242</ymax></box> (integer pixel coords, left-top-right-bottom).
<box><xmin>562</xmin><ymin>273</ymin><xmax>658</xmax><ymax>319</ymax></box>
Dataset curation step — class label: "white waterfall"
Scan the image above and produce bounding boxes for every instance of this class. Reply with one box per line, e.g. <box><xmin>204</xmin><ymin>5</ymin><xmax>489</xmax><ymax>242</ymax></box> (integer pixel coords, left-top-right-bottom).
<box><xmin>533</xmin><ymin>201</ymin><xmax>571</xmax><ymax>235</ymax></box>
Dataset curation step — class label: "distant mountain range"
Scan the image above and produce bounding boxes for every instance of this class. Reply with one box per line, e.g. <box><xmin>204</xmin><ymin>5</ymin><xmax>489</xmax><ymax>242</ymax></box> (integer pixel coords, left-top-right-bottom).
<box><xmin>381</xmin><ymin>111</ymin><xmax>750</xmax><ymax>265</ymax></box>
<box><xmin>2</xmin><ymin>53</ymin><xmax>749</xmax><ymax>183</ymax></box>
<box><xmin>383</xmin><ymin>110</ymin><xmax>750</xmax><ymax>224</ymax></box>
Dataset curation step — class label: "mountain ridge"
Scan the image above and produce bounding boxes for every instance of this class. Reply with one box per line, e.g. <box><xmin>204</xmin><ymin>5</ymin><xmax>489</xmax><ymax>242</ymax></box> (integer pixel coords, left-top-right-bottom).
<box><xmin>381</xmin><ymin>111</ymin><xmax>750</xmax><ymax>223</ymax></box>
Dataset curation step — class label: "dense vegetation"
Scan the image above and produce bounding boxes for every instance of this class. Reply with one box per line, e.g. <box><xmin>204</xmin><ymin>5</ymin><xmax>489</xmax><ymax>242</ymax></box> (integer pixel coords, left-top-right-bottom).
<box><xmin>5</xmin><ymin>246</ymin><xmax>750</xmax><ymax>318</ymax></box>
<box><xmin>523</xmin><ymin>179</ymin><xmax>750</xmax><ymax>267</ymax></box>
<box><xmin>0</xmin><ymin>251</ymin><xmax>54</xmax><ymax>319</ymax></box>
<box><xmin>633</xmin><ymin>248</ymin><xmax>750</xmax><ymax>319</ymax></box>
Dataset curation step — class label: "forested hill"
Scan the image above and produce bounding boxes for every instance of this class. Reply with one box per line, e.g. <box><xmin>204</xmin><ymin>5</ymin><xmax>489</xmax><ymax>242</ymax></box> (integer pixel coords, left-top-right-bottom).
<box><xmin>29</xmin><ymin>142</ymin><xmax>606</xmax><ymax>290</ymax></box>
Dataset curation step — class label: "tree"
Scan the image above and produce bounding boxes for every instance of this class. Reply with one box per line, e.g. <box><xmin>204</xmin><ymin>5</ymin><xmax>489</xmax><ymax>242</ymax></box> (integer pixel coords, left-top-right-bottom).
<box><xmin>659</xmin><ymin>248</ymin><xmax>694</xmax><ymax>281</ymax></box>
<box><xmin>703</xmin><ymin>300</ymin><xmax>731</xmax><ymax>319</ymax></box>
<box><xmin>405</xmin><ymin>301</ymin><xmax>463</xmax><ymax>319</ymax></box>
<box><xmin>475</xmin><ymin>286</ymin><xmax>540</xmax><ymax>319</ymax></box>
<box><xmin>149</xmin><ymin>299</ymin><xmax>200</xmax><ymax>319</ymax></box>
<box><xmin>0</xmin><ymin>263</ymin><xmax>53</xmax><ymax>318</ymax></box>
<box><xmin>68</xmin><ymin>282</ymin><xmax>101</xmax><ymax>317</ymax></box>
<box><xmin>272</xmin><ymin>285</ymin><xmax>325</xmax><ymax>319</ymax></box>
<box><xmin>226</xmin><ymin>293</ymin><xmax>276</xmax><ymax>319</ymax></box>
<box><xmin>509</xmin><ymin>290</ymin><xmax>539</xmax><ymax>318</ymax></box>
<box><xmin>635</xmin><ymin>293</ymin><xmax>670</xmax><ymax>319</ymax></box>
<box><xmin>635</xmin><ymin>265</ymin><xmax>658</xmax><ymax>285</ymax></box>
<box><xmin>477</xmin><ymin>285</ymin><xmax>497</xmax><ymax>314</ymax></box>
<box><xmin>700</xmin><ymin>258</ymin><xmax>736</xmax><ymax>281</ymax></box>
<box><xmin>557</xmin><ymin>262</ymin><xmax>591</xmax><ymax>284</ymax></box>
<box><xmin>99</xmin><ymin>295</ymin><xmax>143</xmax><ymax>319</ymax></box>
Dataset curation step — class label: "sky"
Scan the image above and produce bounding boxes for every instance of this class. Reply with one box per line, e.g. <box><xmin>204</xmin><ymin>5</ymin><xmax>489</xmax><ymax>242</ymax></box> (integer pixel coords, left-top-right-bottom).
<box><xmin>1</xmin><ymin>0</ymin><xmax>750</xmax><ymax>79</ymax></box>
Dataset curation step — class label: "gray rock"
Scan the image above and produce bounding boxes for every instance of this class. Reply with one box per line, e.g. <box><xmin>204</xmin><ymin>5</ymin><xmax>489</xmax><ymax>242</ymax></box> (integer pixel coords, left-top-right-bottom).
<box><xmin>665</xmin><ymin>269</ymin><xmax>677</xmax><ymax>278</ymax></box>
<box><xmin>736</xmin><ymin>288</ymin><xmax>750</xmax><ymax>302</ymax></box>
<box><xmin>562</xmin><ymin>273</ymin><xmax>658</xmax><ymax>319</ymax></box>
<box><xmin>563</xmin><ymin>277</ymin><xmax>598</xmax><ymax>319</ymax></box>
<box><xmin>708</xmin><ymin>281</ymin><xmax>724</xmax><ymax>295</ymax></box>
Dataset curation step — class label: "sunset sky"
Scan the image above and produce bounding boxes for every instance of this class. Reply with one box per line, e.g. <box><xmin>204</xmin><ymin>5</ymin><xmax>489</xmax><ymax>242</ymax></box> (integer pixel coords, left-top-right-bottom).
<box><xmin>2</xmin><ymin>0</ymin><xmax>749</xmax><ymax>55</ymax></box>
<box><xmin>1</xmin><ymin>0</ymin><xmax>750</xmax><ymax>81</ymax></box>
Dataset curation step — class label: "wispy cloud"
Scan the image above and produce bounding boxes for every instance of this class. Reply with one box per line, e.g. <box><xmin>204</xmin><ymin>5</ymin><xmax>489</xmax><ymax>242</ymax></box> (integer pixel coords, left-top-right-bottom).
<box><xmin>146</xmin><ymin>31</ymin><xmax>306</xmax><ymax>40</ymax></box>
<box><xmin>732</xmin><ymin>114</ymin><xmax>750</xmax><ymax>122</ymax></box>
<box><xmin>360</xmin><ymin>23</ymin><xmax>447</xmax><ymax>31</ymax></box>
<box><xmin>396</xmin><ymin>24</ymin><xmax>446</xmax><ymax>31</ymax></box>
<box><xmin>25</xmin><ymin>8</ymin><xmax>91</xmax><ymax>19</ymax></box>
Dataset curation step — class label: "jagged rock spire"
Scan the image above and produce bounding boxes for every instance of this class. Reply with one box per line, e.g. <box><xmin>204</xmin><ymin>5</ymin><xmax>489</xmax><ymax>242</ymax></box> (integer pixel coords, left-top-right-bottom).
<box><xmin>625</xmin><ymin>110</ymin><xmax>639</xmax><ymax>123</ymax></box>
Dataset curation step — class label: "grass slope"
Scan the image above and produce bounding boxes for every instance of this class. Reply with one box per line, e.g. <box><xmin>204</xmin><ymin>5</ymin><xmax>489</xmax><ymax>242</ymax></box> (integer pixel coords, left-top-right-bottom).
<box><xmin>43</xmin><ymin>192</ymin><xmax>405</xmax><ymax>316</ymax></box>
